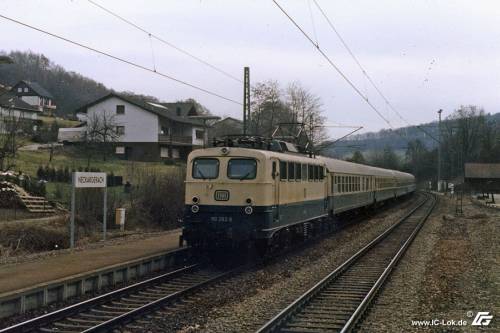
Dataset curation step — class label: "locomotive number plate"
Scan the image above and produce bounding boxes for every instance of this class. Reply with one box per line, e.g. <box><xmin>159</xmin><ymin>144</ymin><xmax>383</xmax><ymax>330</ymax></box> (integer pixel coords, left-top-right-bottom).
<box><xmin>214</xmin><ymin>190</ymin><xmax>230</xmax><ymax>201</ymax></box>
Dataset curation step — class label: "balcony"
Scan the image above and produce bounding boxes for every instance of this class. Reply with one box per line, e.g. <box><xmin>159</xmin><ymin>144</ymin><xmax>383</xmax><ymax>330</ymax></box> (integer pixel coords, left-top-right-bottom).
<box><xmin>158</xmin><ymin>134</ymin><xmax>193</xmax><ymax>145</ymax></box>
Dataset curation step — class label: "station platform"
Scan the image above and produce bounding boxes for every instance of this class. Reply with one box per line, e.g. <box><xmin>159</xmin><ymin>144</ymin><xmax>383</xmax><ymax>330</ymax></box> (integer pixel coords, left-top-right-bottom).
<box><xmin>0</xmin><ymin>229</ymin><xmax>182</xmax><ymax>295</ymax></box>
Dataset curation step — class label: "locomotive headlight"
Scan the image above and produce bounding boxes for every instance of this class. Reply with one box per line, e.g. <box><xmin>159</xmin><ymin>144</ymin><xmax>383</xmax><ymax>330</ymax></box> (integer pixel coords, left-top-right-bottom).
<box><xmin>192</xmin><ymin>196</ymin><xmax>199</xmax><ymax>204</ymax></box>
<box><xmin>245</xmin><ymin>198</ymin><xmax>252</xmax><ymax>204</ymax></box>
<box><xmin>244</xmin><ymin>206</ymin><xmax>253</xmax><ymax>215</ymax></box>
<box><xmin>220</xmin><ymin>147</ymin><xmax>230</xmax><ymax>155</ymax></box>
<box><xmin>191</xmin><ymin>205</ymin><xmax>199</xmax><ymax>213</ymax></box>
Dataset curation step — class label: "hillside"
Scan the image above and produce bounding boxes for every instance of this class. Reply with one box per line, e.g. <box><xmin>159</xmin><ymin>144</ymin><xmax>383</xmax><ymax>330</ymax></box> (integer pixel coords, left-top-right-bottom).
<box><xmin>0</xmin><ymin>50</ymin><xmax>211</xmax><ymax>116</ymax></box>
<box><xmin>0</xmin><ymin>51</ymin><xmax>110</xmax><ymax>116</ymax></box>
<box><xmin>325</xmin><ymin>112</ymin><xmax>500</xmax><ymax>158</ymax></box>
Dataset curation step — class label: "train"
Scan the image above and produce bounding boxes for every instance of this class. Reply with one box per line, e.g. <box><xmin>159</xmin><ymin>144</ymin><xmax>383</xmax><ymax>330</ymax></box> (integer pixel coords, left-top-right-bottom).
<box><xmin>181</xmin><ymin>137</ymin><xmax>415</xmax><ymax>254</ymax></box>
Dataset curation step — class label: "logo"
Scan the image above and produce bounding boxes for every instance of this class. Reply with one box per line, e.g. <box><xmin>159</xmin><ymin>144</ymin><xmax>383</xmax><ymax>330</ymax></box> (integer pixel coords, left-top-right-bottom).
<box><xmin>214</xmin><ymin>190</ymin><xmax>229</xmax><ymax>201</ymax></box>
<box><xmin>471</xmin><ymin>312</ymin><xmax>493</xmax><ymax>326</ymax></box>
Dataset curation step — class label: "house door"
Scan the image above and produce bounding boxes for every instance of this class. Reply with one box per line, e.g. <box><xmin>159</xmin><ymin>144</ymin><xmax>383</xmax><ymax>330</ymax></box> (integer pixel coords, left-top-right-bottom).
<box><xmin>125</xmin><ymin>147</ymin><xmax>132</xmax><ymax>160</ymax></box>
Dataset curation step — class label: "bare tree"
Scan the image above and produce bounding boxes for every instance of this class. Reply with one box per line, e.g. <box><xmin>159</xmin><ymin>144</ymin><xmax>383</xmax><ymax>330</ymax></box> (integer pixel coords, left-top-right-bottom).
<box><xmin>0</xmin><ymin>107</ymin><xmax>23</xmax><ymax>170</ymax></box>
<box><xmin>286</xmin><ymin>82</ymin><xmax>327</xmax><ymax>145</ymax></box>
<box><xmin>80</xmin><ymin>110</ymin><xmax>121</xmax><ymax>167</ymax></box>
<box><xmin>249</xmin><ymin>81</ymin><xmax>327</xmax><ymax>147</ymax></box>
<box><xmin>250</xmin><ymin>80</ymin><xmax>285</xmax><ymax>136</ymax></box>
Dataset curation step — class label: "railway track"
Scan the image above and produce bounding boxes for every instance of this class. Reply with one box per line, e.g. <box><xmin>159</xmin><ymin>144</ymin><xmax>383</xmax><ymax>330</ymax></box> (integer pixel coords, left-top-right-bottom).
<box><xmin>1</xmin><ymin>264</ymin><xmax>236</xmax><ymax>333</ymax></box>
<box><xmin>257</xmin><ymin>192</ymin><xmax>436</xmax><ymax>333</ymax></box>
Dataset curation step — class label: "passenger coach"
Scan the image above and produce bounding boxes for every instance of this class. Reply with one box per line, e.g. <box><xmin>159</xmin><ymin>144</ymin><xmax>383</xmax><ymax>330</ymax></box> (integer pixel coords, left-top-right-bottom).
<box><xmin>182</xmin><ymin>145</ymin><xmax>415</xmax><ymax>251</ymax></box>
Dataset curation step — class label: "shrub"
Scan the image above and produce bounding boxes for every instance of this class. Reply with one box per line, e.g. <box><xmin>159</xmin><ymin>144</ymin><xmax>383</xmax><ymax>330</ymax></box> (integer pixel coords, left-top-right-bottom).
<box><xmin>128</xmin><ymin>168</ymin><xmax>185</xmax><ymax>229</ymax></box>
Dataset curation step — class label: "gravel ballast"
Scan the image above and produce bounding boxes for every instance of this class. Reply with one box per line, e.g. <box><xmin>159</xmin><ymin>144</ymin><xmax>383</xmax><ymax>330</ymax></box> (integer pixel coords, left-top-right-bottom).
<box><xmin>129</xmin><ymin>196</ymin><xmax>419</xmax><ymax>332</ymax></box>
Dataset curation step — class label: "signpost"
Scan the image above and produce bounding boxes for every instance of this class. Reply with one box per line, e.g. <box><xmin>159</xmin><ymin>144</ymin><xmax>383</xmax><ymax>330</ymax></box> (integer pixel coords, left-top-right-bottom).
<box><xmin>70</xmin><ymin>172</ymin><xmax>107</xmax><ymax>248</ymax></box>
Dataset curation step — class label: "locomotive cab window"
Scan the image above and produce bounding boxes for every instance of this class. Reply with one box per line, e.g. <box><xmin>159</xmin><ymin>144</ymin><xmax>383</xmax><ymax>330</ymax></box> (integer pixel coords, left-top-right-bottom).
<box><xmin>192</xmin><ymin>158</ymin><xmax>219</xmax><ymax>179</ymax></box>
<box><xmin>228</xmin><ymin>158</ymin><xmax>257</xmax><ymax>180</ymax></box>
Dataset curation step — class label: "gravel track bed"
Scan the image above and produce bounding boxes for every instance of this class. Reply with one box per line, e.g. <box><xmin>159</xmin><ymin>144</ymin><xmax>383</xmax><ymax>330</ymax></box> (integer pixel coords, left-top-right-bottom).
<box><xmin>124</xmin><ymin>196</ymin><xmax>419</xmax><ymax>333</ymax></box>
<box><xmin>358</xmin><ymin>195</ymin><xmax>499</xmax><ymax>332</ymax></box>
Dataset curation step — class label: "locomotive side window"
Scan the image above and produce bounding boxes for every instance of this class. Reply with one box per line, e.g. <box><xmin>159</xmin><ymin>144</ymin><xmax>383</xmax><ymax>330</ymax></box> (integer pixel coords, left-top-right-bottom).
<box><xmin>308</xmin><ymin>165</ymin><xmax>313</xmax><ymax>181</ymax></box>
<box><xmin>272</xmin><ymin>161</ymin><xmax>277</xmax><ymax>179</ymax></box>
<box><xmin>228</xmin><ymin>158</ymin><xmax>257</xmax><ymax>180</ymax></box>
<box><xmin>192</xmin><ymin>158</ymin><xmax>219</xmax><ymax>179</ymax></box>
<box><xmin>302</xmin><ymin>164</ymin><xmax>308</xmax><ymax>181</ymax></box>
<box><xmin>296</xmin><ymin>163</ymin><xmax>302</xmax><ymax>181</ymax></box>
<box><xmin>280</xmin><ymin>161</ymin><xmax>287</xmax><ymax>180</ymax></box>
<box><xmin>288</xmin><ymin>162</ymin><xmax>295</xmax><ymax>181</ymax></box>
<box><xmin>319</xmin><ymin>166</ymin><xmax>324</xmax><ymax>180</ymax></box>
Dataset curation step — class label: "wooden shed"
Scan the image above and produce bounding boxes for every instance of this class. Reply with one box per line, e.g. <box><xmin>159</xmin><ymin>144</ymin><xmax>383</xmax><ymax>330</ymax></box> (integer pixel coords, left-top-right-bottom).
<box><xmin>464</xmin><ymin>163</ymin><xmax>500</xmax><ymax>193</ymax></box>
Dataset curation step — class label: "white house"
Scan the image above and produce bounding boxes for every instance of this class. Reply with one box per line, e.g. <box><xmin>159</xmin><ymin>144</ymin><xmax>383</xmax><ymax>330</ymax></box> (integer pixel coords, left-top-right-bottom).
<box><xmin>0</xmin><ymin>88</ymin><xmax>41</xmax><ymax>133</ymax></box>
<box><xmin>11</xmin><ymin>80</ymin><xmax>56</xmax><ymax>113</ymax></box>
<box><xmin>60</xmin><ymin>93</ymin><xmax>209</xmax><ymax>161</ymax></box>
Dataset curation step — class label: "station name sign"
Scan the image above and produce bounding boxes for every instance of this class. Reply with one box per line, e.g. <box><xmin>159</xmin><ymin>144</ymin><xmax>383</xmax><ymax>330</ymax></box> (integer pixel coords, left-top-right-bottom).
<box><xmin>73</xmin><ymin>172</ymin><xmax>107</xmax><ymax>188</ymax></box>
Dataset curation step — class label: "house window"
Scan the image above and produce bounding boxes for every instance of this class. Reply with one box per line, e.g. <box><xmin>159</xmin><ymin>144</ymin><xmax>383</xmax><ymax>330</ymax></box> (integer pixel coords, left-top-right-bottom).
<box><xmin>116</xmin><ymin>126</ymin><xmax>125</xmax><ymax>135</ymax></box>
<box><xmin>24</xmin><ymin>87</ymin><xmax>28</xmax><ymax>92</ymax></box>
<box><xmin>115</xmin><ymin>146</ymin><xmax>125</xmax><ymax>154</ymax></box>
<box><xmin>161</xmin><ymin>127</ymin><xmax>170</xmax><ymax>135</ymax></box>
<box><xmin>160</xmin><ymin>147</ymin><xmax>169</xmax><ymax>158</ymax></box>
<box><xmin>116</xmin><ymin>105</ymin><xmax>125</xmax><ymax>115</ymax></box>
<box><xmin>195</xmin><ymin>130</ymin><xmax>204</xmax><ymax>139</ymax></box>
<box><xmin>17</xmin><ymin>87</ymin><xmax>22</xmax><ymax>92</ymax></box>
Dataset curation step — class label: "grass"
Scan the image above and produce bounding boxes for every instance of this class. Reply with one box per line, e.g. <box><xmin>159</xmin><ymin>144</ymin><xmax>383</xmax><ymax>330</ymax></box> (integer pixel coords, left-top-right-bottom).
<box><xmin>38</xmin><ymin>116</ymin><xmax>81</xmax><ymax>128</ymax></box>
<box><xmin>11</xmin><ymin>147</ymin><xmax>183</xmax><ymax>180</ymax></box>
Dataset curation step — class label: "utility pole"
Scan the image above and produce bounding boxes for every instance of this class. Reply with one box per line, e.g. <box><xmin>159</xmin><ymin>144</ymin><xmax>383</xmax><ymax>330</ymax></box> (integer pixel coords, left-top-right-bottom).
<box><xmin>437</xmin><ymin>109</ymin><xmax>443</xmax><ymax>192</ymax></box>
<box><xmin>243</xmin><ymin>67</ymin><xmax>250</xmax><ymax>135</ymax></box>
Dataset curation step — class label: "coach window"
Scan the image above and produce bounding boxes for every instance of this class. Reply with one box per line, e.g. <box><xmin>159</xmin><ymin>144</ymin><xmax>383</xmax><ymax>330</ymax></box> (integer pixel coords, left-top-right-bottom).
<box><xmin>228</xmin><ymin>158</ymin><xmax>257</xmax><ymax>180</ymax></box>
<box><xmin>294</xmin><ymin>163</ymin><xmax>300</xmax><ymax>181</ymax></box>
<box><xmin>302</xmin><ymin>164</ymin><xmax>308</xmax><ymax>181</ymax></box>
<box><xmin>319</xmin><ymin>166</ymin><xmax>324</xmax><ymax>180</ymax></box>
<box><xmin>308</xmin><ymin>165</ymin><xmax>313</xmax><ymax>181</ymax></box>
<box><xmin>288</xmin><ymin>162</ymin><xmax>295</xmax><ymax>181</ymax></box>
<box><xmin>192</xmin><ymin>158</ymin><xmax>219</xmax><ymax>179</ymax></box>
<box><xmin>280</xmin><ymin>161</ymin><xmax>287</xmax><ymax>180</ymax></box>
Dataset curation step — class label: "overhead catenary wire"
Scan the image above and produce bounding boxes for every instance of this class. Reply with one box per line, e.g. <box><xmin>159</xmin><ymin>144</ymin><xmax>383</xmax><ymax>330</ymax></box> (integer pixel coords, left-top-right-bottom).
<box><xmin>271</xmin><ymin>0</ymin><xmax>394</xmax><ymax>130</ymax></box>
<box><xmin>312</xmin><ymin>0</ymin><xmax>440</xmax><ymax>143</ymax></box>
<box><xmin>0</xmin><ymin>14</ymin><xmax>242</xmax><ymax>106</ymax></box>
<box><xmin>87</xmin><ymin>0</ymin><xmax>243</xmax><ymax>84</ymax></box>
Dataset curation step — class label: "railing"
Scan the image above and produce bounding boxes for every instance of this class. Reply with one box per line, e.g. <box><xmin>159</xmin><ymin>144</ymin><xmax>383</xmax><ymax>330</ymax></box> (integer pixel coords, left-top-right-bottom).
<box><xmin>158</xmin><ymin>134</ymin><xmax>193</xmax><ymax>144</ymax></box>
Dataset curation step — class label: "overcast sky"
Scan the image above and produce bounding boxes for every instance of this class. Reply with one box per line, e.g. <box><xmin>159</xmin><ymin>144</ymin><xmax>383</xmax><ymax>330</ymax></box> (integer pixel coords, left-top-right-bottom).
<box><xmin>1</xmin><ymin>0</ymin><xmax>499</xmax><ymax>138</ymax></box>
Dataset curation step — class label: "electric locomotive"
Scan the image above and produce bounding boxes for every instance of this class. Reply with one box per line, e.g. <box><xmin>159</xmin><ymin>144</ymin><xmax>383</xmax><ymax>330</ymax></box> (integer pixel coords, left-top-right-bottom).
<box><xmin>181</xmin><ymin>137</ymin><xmax>415</xmax><ymax>253</ymax></box>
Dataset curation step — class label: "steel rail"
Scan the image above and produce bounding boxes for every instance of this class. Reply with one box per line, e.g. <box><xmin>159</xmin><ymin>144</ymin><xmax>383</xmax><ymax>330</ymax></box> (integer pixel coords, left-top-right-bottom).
<box><xmin>340</xmin><ymin>194</ymin><xmax>436</xmax><ymax>332</ymax></box>
<box><xmin>256</xmin><ymin>192</ymin><xmax>435</xmax><ymax>333</ymax></box>
<box><xmin>0</xmin><ymin>263</ymin><xmax>199</xmax><ymax>333</ymax></box>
